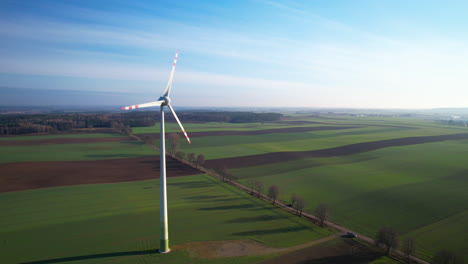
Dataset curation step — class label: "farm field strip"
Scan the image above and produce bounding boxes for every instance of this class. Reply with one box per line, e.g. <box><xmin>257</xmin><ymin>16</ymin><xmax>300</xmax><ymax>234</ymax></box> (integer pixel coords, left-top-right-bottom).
<box><xmin>0</xmin><ymin>140</ymin><xmax>156</xmax><ymax>164</ymax></box>
<box><xmin>172</xmin><ymin>125</ymin><xmax>464</xmax><ymax>160</ymax></box>
<box><xmin>0</xmin><ymin>156</ymin><xmax>199</xmax><ymax>192</ymax></box>
<box><xmin>138</xmin><ymin>125</ymin><xmax>360</xmax><ymax>138</ymax></box>
<box><xmin>404</xmin><ymin>209</ymin><xmax>468</xmax><ymax>261</ymax></box>
<box><xmin>0</xmin><ymin>136</ymin><xmax>131</xmax><ymax>146</ymax></box>
<box><xmin>0</xmin><ymin>174</ymin><xmax>332</xmax><ymax>264</ymax></box>
<box><xmin>132</xmin><ymin>120</ymin><xmax>343</xmax><ymax>134</ymax></box>
<box><xmin>132</xmin><ymin>121</ymin><xmax>324</xmax><ymax>134</ymax></box>
<box><xmin>0</xmin><ymin>132</ymin><xmax>123</xmax><ymax>141</ymax></box>
<box><xmin>204</xmin><ymin>132</ymin><xmax>468</xmax><ymax>167</ymax></box>
<box><xmin>232</xmin><ymin>138</ymin><xmax>468</xmax><ymax>262</ymax></box>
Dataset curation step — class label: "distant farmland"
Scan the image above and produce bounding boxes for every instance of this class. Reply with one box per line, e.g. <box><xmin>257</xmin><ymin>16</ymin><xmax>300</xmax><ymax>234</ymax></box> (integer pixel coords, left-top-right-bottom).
<box><xmin>2</xmin><ymin>115</ymin><xmax>467</xmax><ymax>263</ymax></box>
<box><xmin>167</xmin><ymin>115</ymin><xmax>468</xmax><ymax>262</ymax></box>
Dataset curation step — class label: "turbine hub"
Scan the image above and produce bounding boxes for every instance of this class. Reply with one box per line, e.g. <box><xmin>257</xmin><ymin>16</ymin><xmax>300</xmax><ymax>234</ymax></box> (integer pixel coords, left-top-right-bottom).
<box><xmin>159</xmin><ymin>96</ymin><xmax>171</xmax><ymax>106</ymax></box>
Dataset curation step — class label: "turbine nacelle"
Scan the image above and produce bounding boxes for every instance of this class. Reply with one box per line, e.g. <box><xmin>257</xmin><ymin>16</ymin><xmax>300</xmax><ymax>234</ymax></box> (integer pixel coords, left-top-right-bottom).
<box><xmin>158</xmin><ymin>96</ymin><xmax>171</xmax><ymax>106</ymax></box>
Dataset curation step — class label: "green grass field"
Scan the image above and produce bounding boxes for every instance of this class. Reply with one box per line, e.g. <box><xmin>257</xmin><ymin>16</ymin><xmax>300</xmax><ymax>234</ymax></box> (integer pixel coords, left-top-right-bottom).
<box><xmin>171</xmin><ymin>123</ymin><xmax>466</xmax><ymax>160</ymax></box>
<box><xmin>0</xmin><ymin>138</ymin><xmax>157</xmax><ymax>163</ymax></box>
<box><xmin>209</xmin><ymin>123</ymin><xmax>466</xmax><ymax>262</ymax></box>
<box><xmin>2</xmin><ymin>115</ymin><xmax>467</xmax><ymax>263</ymax></box>
<box><xmin>0</xmin><ymin>133</ymin><xmax>124</xmax><ymax>141</ymax></box>
<box><xmin>148</xmin><ymin>116</ymin><xmax>467</xmax><ymax>262</ymax></box>
<box><xmin>0</xmin><ymin>174</ymin><xmax>332</xmax><ymax>264</ymax></box>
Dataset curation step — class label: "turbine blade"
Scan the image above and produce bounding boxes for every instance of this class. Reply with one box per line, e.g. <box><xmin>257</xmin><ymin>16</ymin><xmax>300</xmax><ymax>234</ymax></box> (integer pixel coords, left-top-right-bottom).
<box><xmin>167</xmin><ymin>104</ymin><xmax>191</xmax><ymax>144</ymax></box>
<box><xmin>162</xmin><ymin>51</ymin><xmax>179</xmax><ymax>97</ymax></box>
<box><xmin>122</xmin><ymin>100</ymin><xmax>164</xmax><ymax>110</ymax></box>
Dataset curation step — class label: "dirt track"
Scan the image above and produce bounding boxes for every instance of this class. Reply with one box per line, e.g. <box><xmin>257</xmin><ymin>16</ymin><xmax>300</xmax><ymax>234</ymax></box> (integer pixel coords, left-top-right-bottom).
<box><xmin>0</xmin><ymin>156</ymin><xmax>201</xmax><ymax>192</ymax></box>
<box><xmin>0</xmin><ymin>137</ymin><xmax>132</xmax><ymax>146</ymax></box>
<box><xmin>139</xmin><ymin>126</ymin><xmax>359</xmax><ymax>138</ymax></box>
<box><xmin>205</xmin><ymin>133</ymin><xmax>468</xmax><ymax>169</ymax></box>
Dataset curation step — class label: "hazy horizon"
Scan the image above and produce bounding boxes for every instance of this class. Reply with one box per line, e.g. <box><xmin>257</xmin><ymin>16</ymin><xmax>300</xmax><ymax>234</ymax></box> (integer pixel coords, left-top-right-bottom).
<box><xmin>1</xmin><ymin>1</ymin><xmax>468</xmax><ymax>108</ymax></box>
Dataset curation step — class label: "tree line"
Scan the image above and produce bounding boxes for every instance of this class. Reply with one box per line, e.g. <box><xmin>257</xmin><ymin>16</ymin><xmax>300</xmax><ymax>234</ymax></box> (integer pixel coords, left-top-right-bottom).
<box><xmin>0</xmin><ymin>111</ymin><xmax>283</xmax><ymax>135</ymax></box>
<box><xmin>375</xmin><ymin>226</ymin><xmax>463</xmax><ymax>264</ymax></box>
<box><xmin>0</xmin><ymin>112</ymin><xmax>156</xmax><ymax>135</ymax></box>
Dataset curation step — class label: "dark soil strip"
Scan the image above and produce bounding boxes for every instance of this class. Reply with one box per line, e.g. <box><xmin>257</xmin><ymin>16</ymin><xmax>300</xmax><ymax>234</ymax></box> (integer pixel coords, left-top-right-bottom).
<box><xmin>0</xmin><ymin>156</ymin><xmax>201</xmax><ymax>192</ymax></box>
<box><xmin>205</xmin><ymin>133</ymin><xmax>468</xmax><ymax>169</ymax></box>
<box><xmin>139</xmin><ymin>126</ymin><xmax>359</xmax><ymax>138</ymax></box>
<box><xmin>0</xmin><ymin>137</ymin><xmax>133</xmax><ymax>146</ymax></box>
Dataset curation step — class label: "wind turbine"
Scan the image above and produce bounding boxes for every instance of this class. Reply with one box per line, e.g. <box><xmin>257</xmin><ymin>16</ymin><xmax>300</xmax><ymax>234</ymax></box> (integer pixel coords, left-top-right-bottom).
<box><xmin>122</xmin><ymin>51</ymin><xmax>191</xmax><ymax>253</ymax></box>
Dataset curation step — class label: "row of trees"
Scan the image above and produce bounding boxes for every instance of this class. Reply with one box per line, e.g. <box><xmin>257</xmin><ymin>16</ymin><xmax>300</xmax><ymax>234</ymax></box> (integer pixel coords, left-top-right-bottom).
<box><xmin>375</xmin><ymin>227</ymin><xmax>463</xmax><ymax>264</ymax></box>
<box><xmin>244</xmin><ymin>181</ymin><xmax>329</xmax><ymax>225</ymax></box>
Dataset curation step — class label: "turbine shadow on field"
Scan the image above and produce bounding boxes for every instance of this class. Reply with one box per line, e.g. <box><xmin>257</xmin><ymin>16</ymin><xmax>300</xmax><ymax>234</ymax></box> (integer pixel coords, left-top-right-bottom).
<box><xmin>225</xmin><ymin>214</ymin><xmax>287</xmax><ymax>223</ymax></box>
<box><xmin>199</xmin><ymin>204</ymin><xmax>258</xmax><ymax>210</ymax></box>
<box><xmin>20</xmin><ymin>249</ymin><xmax>159</xmax><ymax>264</ymax></box>
<box><xmin>232</xmin><ymin>226</ymin><xmax>308</xmax><ymax>236</ymax></box>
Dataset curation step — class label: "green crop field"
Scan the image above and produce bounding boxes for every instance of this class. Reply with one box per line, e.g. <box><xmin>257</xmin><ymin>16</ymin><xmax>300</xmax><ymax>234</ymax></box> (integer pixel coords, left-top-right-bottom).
<box><xmin>0</xmin><ymin>133</ymin><xmax>123</xmax><ymax>141</ymax></box>
<box><xmin>174</xmin><ymin>124</ymin><xmax>465</xmax><ymax>160</ymax></box>
<box><xmin>0</xmin><ymin>174</ymin><xmax>332</xmax><ymax>264</ymax></box>
<box><xmin>131</xmin><ymin>120</ymin><xmax>339</xmax><ymax>134</ymax></box>
<box><xmin>146</xmin><ymin>115</ymin><xmax>467</xmax><ymax>262</ymax></box>
<box><xmin>0</xmin><ymin>138</ymin><xmax>157</xmax><ymax>164</ymax></box>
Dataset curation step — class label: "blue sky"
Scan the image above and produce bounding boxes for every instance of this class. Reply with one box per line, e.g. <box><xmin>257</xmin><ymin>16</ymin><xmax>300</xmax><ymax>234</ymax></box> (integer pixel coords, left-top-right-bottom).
<box><xmin>1</xmin><ymin>0</ymin><xmax>468</xmax><ymax>108</ymax></box>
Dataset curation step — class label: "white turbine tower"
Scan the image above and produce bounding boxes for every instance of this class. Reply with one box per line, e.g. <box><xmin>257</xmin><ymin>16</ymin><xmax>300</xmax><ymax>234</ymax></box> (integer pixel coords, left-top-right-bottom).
<box><xmin>122</xmin><ymin>51</ymin><xmax>191</xmax><ymax>253</ymax></box>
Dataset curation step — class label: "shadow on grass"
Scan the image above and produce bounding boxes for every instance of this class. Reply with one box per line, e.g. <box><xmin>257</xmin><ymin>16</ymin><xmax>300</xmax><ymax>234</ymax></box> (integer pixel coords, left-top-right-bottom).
<box><xmin>168</xmin><ymin>181</ymin><xmax>214</xmax><ymax>188</ymax></box>
<box><xmin>20</xmin><ymin>249</ymin><xmax>159</xmax><ymax>264</ymax></box>
<box><xmin>186</xmin><ymin>195</ymin><xmax>226</xmax><ymax>200</ymax></box>
<box><xmin>212</xmin><ymin>197</ymin><xmax>243</xmax><ymax>203</ymax></box>
<box><xmin>86</xmin><ymin>154</ymin><xmax>147</xmax><ymax>158</ymax></box>
<box><xmin>297</xmin><ymin>253</ymin><xmax>383</xmax><ymax>264</ymax></box>
<box><xmin>199</xmin><ymin>204</ymin><xmax>257</xmax><ymax>210</ymax></box>
<box><xmin>232</xmin><ymin>226</ymin><xmax>308</xmax><ymax>236</ymax></box>
<box><xmin>122</xmin><ymin>141</ymin><xmax>145</xmax><ymax>145</ymax></box>
<box><xmin>225</xmin><ymin>214</ymin><xmax>286</xmax><ymax>223</ymax></box>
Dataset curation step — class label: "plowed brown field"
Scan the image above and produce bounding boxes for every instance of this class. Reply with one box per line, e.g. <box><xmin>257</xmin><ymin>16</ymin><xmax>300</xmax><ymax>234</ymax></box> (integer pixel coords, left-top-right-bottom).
<box><xmin>0</xmin><ymin>156</ymin><xmax>201</xmax><ymax>192</ymax></box>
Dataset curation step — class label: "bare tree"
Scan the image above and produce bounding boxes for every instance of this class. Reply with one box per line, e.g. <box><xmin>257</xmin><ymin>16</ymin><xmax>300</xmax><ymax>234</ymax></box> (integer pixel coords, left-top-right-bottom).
<box><xmin>293</xmin><ymin>196</ymin><xmax>305</xmax><ymax>216</ymax></box>
<box><xmin>315</xmin><ymin>203</ymin><xmax>329</xmax><ymax>227</ymax></box>
<box><xmin>402</xmin><ymin>237</ymin><xmax>416</xmax><ymax>263</ymax></box>
<box><xmin>196</xmin><ymin>154</ymin><xmax>205</xmax><ymax>167</ymax></box>
<box><xmin>142</xmin><ymin>135</ymin><xmax>155</xmax><ymax>145</ymax></box>
<box><xmin>253</xmin><ymin>180</ymin><xmax>264</xmax><ymax>197</ymax></box>
<box><xmin>214</xmin><ymin>167</ymin><xmax>227</xmax><ymax>181</ymax></box>
<box><xmin>167</xmin><ymin>133</ymin><xmax>180</xmax><ymax>155</ymax></box>
<box><xmin>175</xmin><ymin>151</ymin><xmax>185</xmax><ymax>160</ymax></box>
<box><xmin>432</xmin><ymin>250</ymin><xmax>464</xmax><ymax>264</ymax></box>
<box><xmin>268</xmin><ymin>185</ymin><xmax>280</xmax><ymax>205</ymax></box>
<box><xmin>187</xmin><ymin>153</ymin><xmax>196</xmax><ymax>164</ymax></box>
<box><xmin>291</xmin><ymin>193</ymin><xmax>298</xmax><ymax>208</ymax></box>
<box><xmin>375</xmin><ymin>227</ymin><xmax>399</xmax><ymax>256</ymax></box>
<box><xmin>247</xmin><ymin>179</ymin><xmax>255</xmax><ymax>195</ymax></box>
<box><xmin>226</xmin><ymin>173</ymin><xmax>239</xmax><ymax>182</ymax></box>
